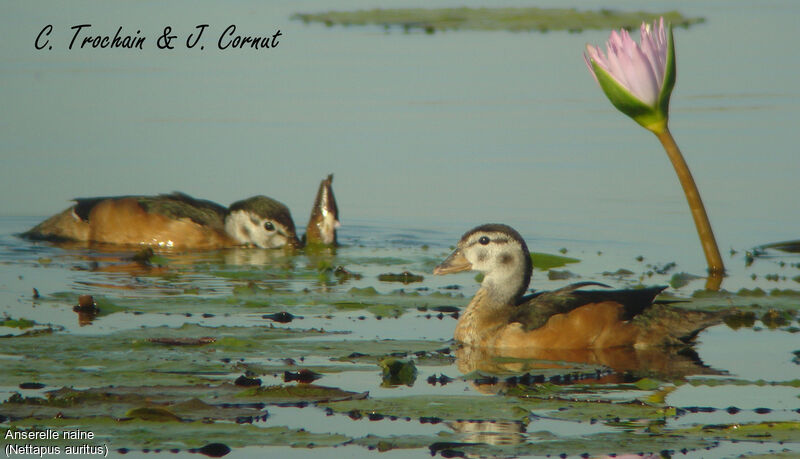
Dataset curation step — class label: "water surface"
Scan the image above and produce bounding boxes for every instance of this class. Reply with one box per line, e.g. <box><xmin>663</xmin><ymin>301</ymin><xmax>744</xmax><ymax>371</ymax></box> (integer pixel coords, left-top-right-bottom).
<box><xmin>1</xmin><ymin>216</ymin><xmax>798</xmax><ymax>457</ymax></box>
<box><xmin>1</xmin><ymin>0</ymin><xmax>799</xmax><ymax>456</ymax></box>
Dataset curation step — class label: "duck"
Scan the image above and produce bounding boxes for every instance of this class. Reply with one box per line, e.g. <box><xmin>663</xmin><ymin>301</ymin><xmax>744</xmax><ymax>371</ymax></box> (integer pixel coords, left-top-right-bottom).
<box><xmin>21</xmin><ymin>174</ymin><xmax>340</xmax><ymax>250</ymax></box>
<box><xmin>434</xmin><ymin>223</ymin><xmax>723</xmax><ymax>350</ymax></box>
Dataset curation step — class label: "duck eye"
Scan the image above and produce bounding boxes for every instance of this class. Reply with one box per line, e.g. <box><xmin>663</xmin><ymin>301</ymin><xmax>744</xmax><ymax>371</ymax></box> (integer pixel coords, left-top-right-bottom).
<box><xmin>478</xmin><ymin>236</ymin><xmax>490</xmax><ymax>245</ymax></box>
<box><xmin>264</xmin><ymin>222</ymin><xmax>275</xmax><ymax>232</ymax></box>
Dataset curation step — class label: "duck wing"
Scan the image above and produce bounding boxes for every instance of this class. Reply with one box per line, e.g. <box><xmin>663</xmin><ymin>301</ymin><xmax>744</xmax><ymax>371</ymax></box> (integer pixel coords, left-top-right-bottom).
<box><xmin>22</xmin><ymin>194</ymin><xmax>228</xmax><ymax>243</ymax></box>
<box><xmin>72</xmin><ymin>193</ymin><xmax>227</xmax><ymax>229</ymax></box>
<box><xmin>72</xmin><ymin>196</ymin><xmax>132</xmax><ymax>222</ymax></box>
<box><xmin>512</xmin><ymin>283</ymin><xmax>667</xmax><ymax>331</ymax></box>
<box><xmin>138</xmin><ymin>193</ymin><xmax>228</xmax><ymax>228</ymax></box>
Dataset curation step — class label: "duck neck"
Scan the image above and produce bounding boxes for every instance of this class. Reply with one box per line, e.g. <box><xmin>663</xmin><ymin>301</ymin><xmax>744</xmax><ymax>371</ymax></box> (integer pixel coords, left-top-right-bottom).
<box><xmin>455</xmin><ymin>289</ymin><xmax>510</xmax><ymax>346</ymax></box>
<box><xmin>455</xmin><ymin>264</ymin><xmax>531</xmax><ymax>346</ymax></box>
<box><xmin>480</xmin><ymin>266</ymin><xmax>530</xmax><ymax>306</ymax></box>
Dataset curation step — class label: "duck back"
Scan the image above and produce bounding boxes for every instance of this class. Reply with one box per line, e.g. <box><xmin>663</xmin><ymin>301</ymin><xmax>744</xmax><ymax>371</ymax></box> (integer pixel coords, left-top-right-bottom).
<box><xmin>513</xmin><ymin>283</ymin><xmax>666</xmax><ymax>330</ymax></box>
<box><xmin>23</xmin><ymin>193</ymin><xmax>232</xmax><ymax>248</ymax></box>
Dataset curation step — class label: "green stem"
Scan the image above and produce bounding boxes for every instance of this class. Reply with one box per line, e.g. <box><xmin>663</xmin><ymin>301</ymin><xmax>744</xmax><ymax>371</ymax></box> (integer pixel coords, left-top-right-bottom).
<box><xmin>654</xmin><ymin>127</ymin><xmax>725</xmax><ymax>278</ymax></box>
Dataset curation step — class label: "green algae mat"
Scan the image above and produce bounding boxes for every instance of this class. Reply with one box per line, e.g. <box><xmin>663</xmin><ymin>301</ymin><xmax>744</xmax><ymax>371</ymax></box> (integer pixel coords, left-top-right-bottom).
<box><xmin>292</xmin><ymin>8</ymin><xmax>703</xmax><ymax>34</ymax></box>
<box><xmin>1</xmin><ymin>234</ymin><xmax>799</xmax><ymax>457</ymax></box>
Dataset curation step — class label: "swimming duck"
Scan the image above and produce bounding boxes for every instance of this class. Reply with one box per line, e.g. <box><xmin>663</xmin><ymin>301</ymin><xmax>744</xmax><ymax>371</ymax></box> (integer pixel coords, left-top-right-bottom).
<box><xmin>22</xmin><ymin>175</ymin><xmax>339</xmax><ymax>250</ymax></box>
<box><xmin>22</xmin><ymin>193</ymin><xmax>299</xmax><ymax>249</ymax></box>
<box><xmin>434</xmin><ymin>224</ymin><xmax>722</xmax><ymax>350</ymax></box>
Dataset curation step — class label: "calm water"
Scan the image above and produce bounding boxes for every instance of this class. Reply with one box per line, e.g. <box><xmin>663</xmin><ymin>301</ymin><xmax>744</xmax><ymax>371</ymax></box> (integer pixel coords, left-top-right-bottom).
<box><xmin>1</xmin><ymin>0</ymin><xmax>799</xmax><ymax>457</ymax></box>
<box><xmin>2</xmin><ymin>0</ymin><xmax>800</xmax><ymax>273</ymax></box>
<box><xmin>1</xmin><ymin>214</ymin><xmax>799</xmax><ymax>457</ymax></box>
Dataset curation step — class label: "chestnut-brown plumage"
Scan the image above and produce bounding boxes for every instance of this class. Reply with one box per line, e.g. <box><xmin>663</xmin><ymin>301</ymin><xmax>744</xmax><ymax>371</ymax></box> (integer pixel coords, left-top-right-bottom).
<box><xmin>434</xmin><ymin>224</ymin><xmax>722</xmax><ymax>350</ymax></box>
<box><xmin>22</xmin><ymin>175</ymin><xmax>341</xmax><ymax>250</ymax></box>
<box><xmin>22</xmin><ymin>192</ymin><xmax>300</xmax><ymax>249</ymax></box>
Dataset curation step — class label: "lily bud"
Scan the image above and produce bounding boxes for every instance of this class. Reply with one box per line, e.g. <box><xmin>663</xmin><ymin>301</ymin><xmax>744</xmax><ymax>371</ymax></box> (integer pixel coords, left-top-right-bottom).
<box><xmin>584</xmin><ymin>17</ymin><xmax>676</xmax><ymax>134</ymax></box>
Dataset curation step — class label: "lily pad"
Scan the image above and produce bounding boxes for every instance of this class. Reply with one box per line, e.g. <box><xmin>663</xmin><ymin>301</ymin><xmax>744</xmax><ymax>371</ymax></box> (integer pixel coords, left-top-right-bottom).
<box><xmin>0</xmin><ymin>324</ymin><xmax>336</xmax><ymax>388</ymax></box>
<box><xmin>322</xmin><ymin>394</ymin><xmax>671</xmax><ymax>425</ymax></box>
<box><xmin>678</xmin><ymin>421</ymin><xmax>800</xmax><ymax>443</ymax></box>
<box><xmin>430</xmin><ymin>431</ymin><xmax>713</xmax><ymax>458</ymax></box>
<box><xmin>670</xmin><ymin>272</ymin><xmax>702</xmax><ymax>289</ymax></box>
<box><xmin>377</xmin><ymin>271</ymin><xmax>424</xmax><ymax>284</ymax></box>
<box><xmin>1</xmin><ymin>318</ymin><xmax>35</xmax><ymax>329</ymax></box>
<box><xmin>1</xmin><ymin>384</ymin><xmax>267</xmax><ymax>421</ymax></box>
<box><xmin>760</xmin><ymin>240</ymin><xmax>800</xmax><ymax>253</ymax></box>
<box><xmin>236</xmin><ymin>384</ymin><xmax>367</xmax><ymax>404</ymax></box>
<box><xmin>322</xmin><ymin>395</ymin><xmax>536</xmax><ymax>422</ymax></box>
<box><xmin>530</xmin><ymin>252</ymin><xmax>581</xmax><ymax>271</ymax></box>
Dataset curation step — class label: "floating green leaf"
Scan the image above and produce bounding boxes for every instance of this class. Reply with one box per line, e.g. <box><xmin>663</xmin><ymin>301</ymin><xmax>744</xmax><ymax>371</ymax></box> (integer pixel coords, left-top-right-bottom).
<box><xmin>530</xmin><ymin>252</ymin><xmax>581</xmax><ymax>271</ymax></box>
<box><xmin>1</xmin><ymin>318</ymin><xmax>35</xmax><ymax>329</ymax></box>
<box><xmin>293</xmin><ymin>8</ymin><xmax>703</xmax><ymax>34</ymax></box>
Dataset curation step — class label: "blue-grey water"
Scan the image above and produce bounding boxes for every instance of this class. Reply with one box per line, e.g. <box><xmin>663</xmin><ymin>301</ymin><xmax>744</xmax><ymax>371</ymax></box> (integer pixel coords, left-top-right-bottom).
<box><xmin>1</xmin><ymin>0</ymin><xmax>799</xmax><ymax>457</ymax></box>
<box><xmin>3</xmin><ymin>0</ymin><xmax>799</xmax><ymax>274</ymax></box>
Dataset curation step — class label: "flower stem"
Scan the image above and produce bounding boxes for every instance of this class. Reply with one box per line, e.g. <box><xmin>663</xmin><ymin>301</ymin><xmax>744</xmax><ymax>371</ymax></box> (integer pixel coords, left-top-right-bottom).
<box><xmin>654</xmin><ymin>127</ymin><xmax>725</xmax><ymax>282</ymax></box>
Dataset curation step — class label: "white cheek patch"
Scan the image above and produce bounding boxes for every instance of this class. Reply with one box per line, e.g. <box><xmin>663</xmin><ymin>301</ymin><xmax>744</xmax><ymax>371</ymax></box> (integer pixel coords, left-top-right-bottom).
<box><xmin>226</xmin><ymin>210</ymin><xmax>290</xmax><ymax>248</ymax></box>
<box><xmin>225</xmin><ymin>210</ymin><xmax>254</xmax><ymax>245</ymax></box>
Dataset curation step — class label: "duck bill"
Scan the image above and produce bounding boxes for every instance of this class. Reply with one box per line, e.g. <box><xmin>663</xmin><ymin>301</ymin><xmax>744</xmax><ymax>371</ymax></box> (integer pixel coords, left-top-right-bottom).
<box><xmin>433</xmin><ymin>249</ymin><xmax>472</xmax><ymax>275</ymax></box>
<box><xmin>279</xmin><ymin>227</ymin><xmax>302</xmax><ymax>249</ymax></box>
<box><xmin>287</xmin><ymin>234</ymin><xmax>302</xmax><ymax>249</ymax></box>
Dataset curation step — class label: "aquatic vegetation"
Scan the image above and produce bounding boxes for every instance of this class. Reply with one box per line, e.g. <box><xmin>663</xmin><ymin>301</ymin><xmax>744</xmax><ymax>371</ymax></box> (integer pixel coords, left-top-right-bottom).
<box><xmin>377</xmin><ymin>271</ymin><xmax>424</xmax><ymax>283</ymax></box>
<box><xmin>379</xmin><ymin>358</ymin><xmax>418</xmax><ymax>386</ymax></box>
<box><xmin>1</xmin><ymin>317</ymin><xmax>35</xmax><ymax>329</ymax></box>
<box><xmin>761</xmin><ymin>239</ymin><xmax>800</xmax><ymax>253</ymax></box>
<box><xmin>1</xmin><ymin>228</ymin><xmax>798</xmax><ymax>456</ymax></box>
<box><xmin>2</xmin><ymin>417</ymin><xmax>350</xmax><ymax>450</ymax></box>
<box><xmin>669</xmin><ymin>271</ymin><xmax>702</xmax><ymax>289</ymax></box>
<box><xmin>530</xmin><ymin>251</ymin><xmax>580</xmax><ymax>271</ymax></box>
<box><xmin>235</xmin><ymin>384</ymin><xmax>367</xmax><ymax>403</ymax></box>
<box><xmin>293</xmin><ymin>8</ymin><xmax>703</xmax><ymax>34</ymax></box>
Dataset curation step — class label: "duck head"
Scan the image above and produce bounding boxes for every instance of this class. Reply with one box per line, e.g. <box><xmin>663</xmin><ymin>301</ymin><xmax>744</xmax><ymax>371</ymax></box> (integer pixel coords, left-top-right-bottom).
<box><xmin>434</xmin><ymin>224</ymin><xmax>532</xmax><ymax>305</ymax></box>
<box><xmin>304</xmin><ymin>174</ymin><xmax>340</xmax><ymax>246</ymax></box>
<box><xmin>224</xmin><ymin>196</ymin><xmax>301</xmax><ymax>249</ymax></box>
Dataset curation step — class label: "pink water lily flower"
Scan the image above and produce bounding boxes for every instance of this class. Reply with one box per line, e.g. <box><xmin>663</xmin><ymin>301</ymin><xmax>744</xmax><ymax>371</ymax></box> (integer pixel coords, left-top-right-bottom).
<box><xmin>582</xmin><ymin>17</ymin><xmax>726</xmax><ymax>283</ymax></box>
<box><xmin>584</xmin><ymin>17</ymin><xmax>675</xmax><ymax>132</ymax></box>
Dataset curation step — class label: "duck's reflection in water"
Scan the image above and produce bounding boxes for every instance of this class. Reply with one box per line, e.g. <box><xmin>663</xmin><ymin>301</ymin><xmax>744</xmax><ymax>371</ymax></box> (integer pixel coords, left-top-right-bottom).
<box><xmin>455</xmin><ymin>342</ymin><xmax>721</xmax><ymax>384</ymax></box>
<box><xmin>441</xmin><ymin>343</ymin><xmax>720</xmax><ymax>449</ymax></box>
<box><xmin>222</xmin><ymin>247</ymin><xmax>295</xmax><ymax>267</ymax></box>
<box><xmin>446</xmin><ymin>419</ymin><xmax>527</xmax><ymax>447</ymax></box>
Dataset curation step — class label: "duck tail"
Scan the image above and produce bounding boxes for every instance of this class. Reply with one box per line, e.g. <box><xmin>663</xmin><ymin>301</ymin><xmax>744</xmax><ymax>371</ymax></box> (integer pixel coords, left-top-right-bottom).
<box><xmin>20</xmin><ymin>206</ymin><xmax>89</xmax><ymax>242</ymax></box>
<box><xmin>634</xmin><ymin>304</ymin><xmax>727</xmax><ymax>347</ymax></box>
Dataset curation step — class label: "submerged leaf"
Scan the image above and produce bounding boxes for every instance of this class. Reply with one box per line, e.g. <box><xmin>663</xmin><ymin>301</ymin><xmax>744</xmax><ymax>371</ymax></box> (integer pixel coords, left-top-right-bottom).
<box><xmin>125</xmin><ymin>407</ymin><xmax>182</xmax><ymax>422</ymax></box>
<box><xmin>236</xmin><ymin>384</ymin><xmax>368</xmax><ymax>403</ymax></box>
<box><xmin>146</xmin><ymin>337</ymin><xmax>216</xmax><ymax>346</ymax></box>
<box><xmin>377</xmin><ymin>271</ymin><xmax>425</xmax><ymax>284</ymax></box>
<box><xmin>379</xmin><ymin>358</ymin><xmax>418</xmax><ymax>387</ymax></box>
